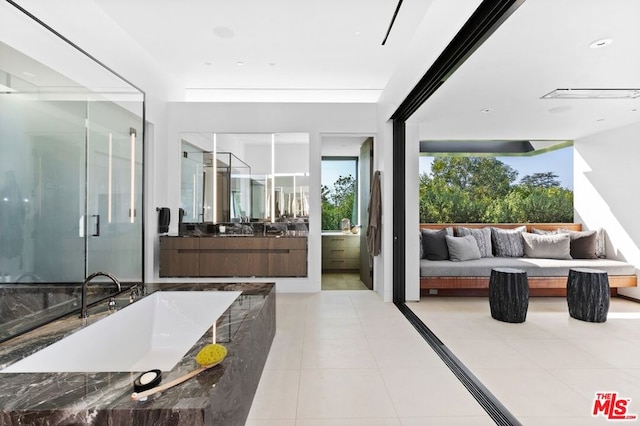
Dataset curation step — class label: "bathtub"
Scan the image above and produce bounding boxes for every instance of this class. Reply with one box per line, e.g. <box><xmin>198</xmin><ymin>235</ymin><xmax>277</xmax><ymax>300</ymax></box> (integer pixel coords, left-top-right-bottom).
<box><xmin>1</xmin><ymin>290</ymin><xmax>241</xmax><ymax>373</ymax></box>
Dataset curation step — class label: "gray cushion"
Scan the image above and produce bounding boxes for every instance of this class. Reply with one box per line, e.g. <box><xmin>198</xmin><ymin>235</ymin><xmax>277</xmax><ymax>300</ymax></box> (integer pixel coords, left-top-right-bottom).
<box><xmin>420</xmin><ymin>228</ymin><xmax>453</xmax><ymax>260</ymax></box>
<box><xmin>569</xmin><ymin>230</ymin><xmax>598</xmax><ymax>259</ymax></box>
<box><xmin>420</xmin><ymin>257</ymin><xmax>635</xmax><ymax>277</ymax></box>
<box><xmin>533</xmin><ymin>226</ymin><xmax>606</xmax><ymax>258</ymax></box>
<box><xmin>457</xmin><ymin>226</ymin><xmax>493</xmax><ymax>258</ymax></box>
<box><xmin>491</xmin><ymin>226</ymin><xmax>526</xmax><ymax>257</ymax></box>
<box><xmin>446</xmin><ymin>235</ymin><xmax>481</xmax><ymax>262</ymax></box>
<box><xmin>595</xmin><ymin>228</ymin><xmax>607</xmax><ymax>258</ymax></box>
<box><xmin>522</xmin><ymin>232</ymin><xmax>571</xmax><ymax>260</ymax></box>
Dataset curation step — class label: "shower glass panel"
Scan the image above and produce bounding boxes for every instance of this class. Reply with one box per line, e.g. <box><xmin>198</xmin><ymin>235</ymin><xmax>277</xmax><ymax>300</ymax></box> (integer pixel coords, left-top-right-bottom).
<box><xmin>0</xmin><ymin>2</ymin><xmax>144</xmax><ymax>341</ymax></box>
<box><xmin>86</xmin><ymin>101</ymin><xmax>143</xmax><ymax>281</ymax></box>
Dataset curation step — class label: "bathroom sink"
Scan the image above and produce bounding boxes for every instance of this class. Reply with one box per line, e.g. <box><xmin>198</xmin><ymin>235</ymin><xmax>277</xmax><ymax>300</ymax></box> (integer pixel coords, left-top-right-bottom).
<box><xmin>1</xmin><ymin>291</ymin><xmax>241</xmax><ymax>373</ymax></box>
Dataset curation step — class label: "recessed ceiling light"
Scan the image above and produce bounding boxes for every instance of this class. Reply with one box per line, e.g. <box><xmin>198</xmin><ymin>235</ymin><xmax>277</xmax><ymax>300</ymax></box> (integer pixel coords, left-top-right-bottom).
<box><xmin>269</xmin><ymin>62</ymin><xmax>276</xmax><ymax>66</ymax></box>
<box><xmin>355</xmin><ymin>31</ymin><xmax>361</xmax><ymax>36</ymax></box>
<box><xmin>236</xmin><ymin>61</ymin><xmax>244</xmax><ymax>67</ymax></box>
<box><xmin>204</xmin><ymin>61</ymin><xmax>212</xmax><ymax>66</ymax></box>
<box><xmin>542</xmin><ymin>88</ymin><xmax>640</xmax><ymax>99</ymax></box>
<box><xmin>632</xmin><ymin>108</ymin><xmax>638</xmax><ymax>112</ymax></box>
<box><xmin>480</xmin><ymin>108</ymin><xmax>492</xmax><ymax>113</ymax></box>
<box><xmin>596</xmin><ymin>118</ymin><xmax>606</xmax><ymax>122</ymax></box>
<box><xmin>213</xmin><ymin>26</ymin><xmax>235</xmax><ymax>39</ymax></box>
<box><xmin>589</xmin><ymin>38</ymin><xmax>613</xmax><ymax>49</ymax></box>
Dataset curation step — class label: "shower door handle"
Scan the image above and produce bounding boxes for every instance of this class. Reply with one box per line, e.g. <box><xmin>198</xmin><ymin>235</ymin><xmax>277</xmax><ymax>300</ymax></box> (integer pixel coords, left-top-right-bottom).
<box><xmin>92</xmin><ymin>214</ymin><xmax>100</xmax><ymax>237</ymax></box>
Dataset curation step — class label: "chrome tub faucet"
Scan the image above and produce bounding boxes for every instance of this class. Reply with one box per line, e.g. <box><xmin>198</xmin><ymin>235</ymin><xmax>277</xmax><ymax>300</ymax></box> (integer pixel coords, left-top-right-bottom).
<box><xmin>80</xmin><ymin>272</ymin><xmax>122</xmax><ymax>318</ymax></box>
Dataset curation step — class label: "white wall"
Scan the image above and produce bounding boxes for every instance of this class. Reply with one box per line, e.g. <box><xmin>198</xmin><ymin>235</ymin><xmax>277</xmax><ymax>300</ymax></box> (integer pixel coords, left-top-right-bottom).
<box><xmin>161</xmin><ymin>102</ymin><xmax>383</xmax><ymax>294</ymax></box>
<box><xmin>574</xmin><ymin>122</ymin><xmax>640</xmax><ymax>299</ymax></box>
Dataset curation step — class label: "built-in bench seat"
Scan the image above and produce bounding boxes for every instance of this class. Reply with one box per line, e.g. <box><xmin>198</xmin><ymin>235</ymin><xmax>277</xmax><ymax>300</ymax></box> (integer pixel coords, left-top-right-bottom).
<box><xmin>419</xmin><ymin>223</ymin><xmax>638</xmax><ymax>296</ymax></box>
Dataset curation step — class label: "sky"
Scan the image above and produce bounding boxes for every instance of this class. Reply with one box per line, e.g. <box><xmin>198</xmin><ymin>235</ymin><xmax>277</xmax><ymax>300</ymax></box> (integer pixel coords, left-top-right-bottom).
<box><xmin>418</xmin><ymin>146</ymin><xmax>574</xmax><ymax>190</ymax></box>
<box><xmin>321</xmin><ymin>159</ymin><xmax>357</xmax><ymax>190</ymax></box>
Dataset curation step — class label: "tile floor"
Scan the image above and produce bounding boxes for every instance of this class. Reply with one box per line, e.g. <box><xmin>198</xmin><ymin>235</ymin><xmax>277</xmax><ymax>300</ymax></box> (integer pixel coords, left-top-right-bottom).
<box><xmin>246</xmin><ymin>291</ymin><xmax>493</xmax><ymax>425</ymax></box>
<box><xmin>248</xmin><ymin>292</ymin><xmax>640</xmax><ymax>425</ymax></box>
<box><xmin>408</xmin><ymin>296</ymin><xmax>640</xmax><ymax>425</ymax></box>
<box><xmin>321</xmin><ymin>273</ymin><xmax>369</xmax><ymax>291</ymax></box>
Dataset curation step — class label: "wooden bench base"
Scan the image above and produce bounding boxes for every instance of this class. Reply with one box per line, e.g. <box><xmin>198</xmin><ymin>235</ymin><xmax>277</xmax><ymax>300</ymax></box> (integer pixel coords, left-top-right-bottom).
<box><xmin>420</xmin><ymin>275</ymin><xmax>636</xmax><ymax>297</ymax></box>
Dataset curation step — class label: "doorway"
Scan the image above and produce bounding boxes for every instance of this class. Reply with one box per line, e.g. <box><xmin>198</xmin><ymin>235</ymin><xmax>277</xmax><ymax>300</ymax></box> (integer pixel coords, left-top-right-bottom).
<box><xmin>320</xmin><ymin>135</ymin><xmax>374</xmax><ymax>291</ymax></box>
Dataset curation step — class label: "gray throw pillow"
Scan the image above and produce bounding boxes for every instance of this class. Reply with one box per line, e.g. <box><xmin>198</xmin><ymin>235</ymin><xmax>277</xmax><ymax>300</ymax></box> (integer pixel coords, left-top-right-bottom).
<box><xmin>569</xmin><ymin>230</ymin><xmax>598</xmax><ymax>259</ymax></box>
<box><xmin>595</xmin><ymin>228</ymin><xmax>606</xmax><ymax>258</ymax></box>
<box><xmin>522</xmin><ymin>232</ymin><xmax>571</xmax><ymax>259</ymax></box>
<box><xmin>490</xmin><ymin>226</ymin><xmax>526</xmax><ymax>257</ymax></box>
<box><xmin>531</xmin><ymin>227</ymin><xmax>558</xmax><ymax>235</ymax></box>
<box><xmin>420</xmin><ymin>227</ymin><xmax>453</xmax><ymax>260</ymax></box>
<box><xmin>446</xmin><ymin>235</ymin><xmax>481</xmax><ymax>262</ymax></box>
<box><xmin>457</xmin><ymin>226</ymin><xmax>493</xmax><ymax>258</ymax></box>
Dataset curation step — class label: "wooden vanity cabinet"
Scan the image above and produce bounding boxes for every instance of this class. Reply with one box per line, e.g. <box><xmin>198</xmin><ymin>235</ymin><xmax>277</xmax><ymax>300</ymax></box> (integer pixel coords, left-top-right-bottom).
<box><xmin>322</xmin><ymin>234</ymin><xmax>361</xmax><ymax>271</ymax></box>
<box><xmin>160</xmin><ymin>236</ymin><xmax>307</xmax><ymax>277</ymax></box>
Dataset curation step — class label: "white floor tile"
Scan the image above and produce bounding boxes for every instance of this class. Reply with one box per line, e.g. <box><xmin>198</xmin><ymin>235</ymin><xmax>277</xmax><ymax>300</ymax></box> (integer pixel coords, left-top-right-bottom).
<box><xmin>301</xmin><ymin>338</ymin><xmax>377</xmax><ymax>369</ymax></box>
<box><xmin>248</xmin><ymin>368</ymin><xmax>300</xmax><ymax>420</ymax></box>
<box><xmin>380</xmin><ymin>368</ymin><xmax>486</xmax><ymax>418</ymax></box>
<box><xmin>304</xmin><ymin>316</ymin><xmax>367</xmax><ymax>340</ymax></box>
<box><xmin>245</xmin><ymin>420</ymin><xmax>296</xmax><ymax>426</ymax></box>
<box><xmin>504</xmin><ymin>338</ymin><xmax>615</xmax><ymax>369</ymax></box>
<box><xmin>445</xmin><ymin>338</ymin><xmax>540</xmax><ymax>369</ymax></box>
<box><xmin>400</xmin><ymin>417</ymin><xmax>496</xmax><ymax>426</ymax></box>
<box><xmin>263</xmin><ymin>334</ymin><xmax>303</xmax><ymax>370</ymax></box>
<box><xmin>296</xmin><ymin>419</ymin><xmax>401</xmax><ymax>426</ymax></box>
<box><xmin>472</xmin><ymin>368</ymin><xmax>591</xmax><ymax>418</ymax></box>
<box><xmin>367</xmin><ymin>337</ymin><xmax>443</xmax><ymax>369</ymax></box>
<box><xmin>297</xmin><ymin>369</ymin><xmax>398</xmax><ymax>419</ymax></box>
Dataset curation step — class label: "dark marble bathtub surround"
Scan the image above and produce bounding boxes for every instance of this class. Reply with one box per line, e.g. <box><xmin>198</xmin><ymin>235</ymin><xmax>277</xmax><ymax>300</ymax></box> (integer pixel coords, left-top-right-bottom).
<box><xmin>0</xmin><ymin>282</ymin><xmax>275</xmax><ymax>426</ymax></box>
<box><xmin>0</xmin><ymin>283</ymin><xmax>138</xmax><ymax>343</ymax></box>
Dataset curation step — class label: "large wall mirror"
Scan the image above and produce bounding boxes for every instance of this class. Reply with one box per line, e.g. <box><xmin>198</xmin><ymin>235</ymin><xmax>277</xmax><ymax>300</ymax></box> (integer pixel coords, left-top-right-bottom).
<box><xmin>180</xmin><ymin>133</ymin><xmax>309</xmax><ymax>225</ymax></box>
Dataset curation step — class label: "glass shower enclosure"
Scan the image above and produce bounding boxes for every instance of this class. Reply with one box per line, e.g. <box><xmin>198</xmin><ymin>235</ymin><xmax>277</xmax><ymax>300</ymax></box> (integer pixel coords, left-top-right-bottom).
<box><xmin>0</xmin><ymin>3</ymin><xmax>144</xmax><ymax>340</ymax></box>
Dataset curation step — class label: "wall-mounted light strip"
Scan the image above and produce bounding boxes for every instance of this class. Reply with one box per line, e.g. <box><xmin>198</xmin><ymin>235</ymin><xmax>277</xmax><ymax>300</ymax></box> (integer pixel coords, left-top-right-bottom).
<box><xmin>213</xmin><ymin>133</ymin><xmax>217</xmax><ymax>223</ymax></box>
<box><xmin>192</xmin><ymin>174</ymin><xmax>197</xmax><ymax>219</ymax></box>
<box><xmin>130</xmin><ymin>128</ymin><xmax>136</xmax><ymax>224</ymax></box>
<box><xmin>293</xmin><ymin>175</ymin><xmax>297</xmax><ymax>218</ymax></box>
<box><xmin>108</xmin><ymin>133</ymin><xmax>113</xmax><ymax>223</ymax></box>
<box><xmin>271</xmin><ymin>133</ymin><xmax>275</xmax><ymax>221</ymax></box>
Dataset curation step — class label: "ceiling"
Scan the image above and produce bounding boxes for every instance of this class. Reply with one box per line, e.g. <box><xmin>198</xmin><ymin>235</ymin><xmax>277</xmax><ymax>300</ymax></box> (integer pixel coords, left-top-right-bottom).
<box><xmin>92</xmin><ymin>0</ymin><xmax>435</xmax><ymax>103</ymax></box>
<box><xmin>6</xmin><ymin>0</ymin><xmax>640</xmax><ymax>142</ymax></box>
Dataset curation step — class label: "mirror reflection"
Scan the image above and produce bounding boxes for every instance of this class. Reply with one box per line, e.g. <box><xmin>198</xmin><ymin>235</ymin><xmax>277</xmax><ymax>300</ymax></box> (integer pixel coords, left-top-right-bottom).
<box><xmin>179</xmin><ymin>133</ymin><xmax>309</xmax><ymax>232</ymax></box>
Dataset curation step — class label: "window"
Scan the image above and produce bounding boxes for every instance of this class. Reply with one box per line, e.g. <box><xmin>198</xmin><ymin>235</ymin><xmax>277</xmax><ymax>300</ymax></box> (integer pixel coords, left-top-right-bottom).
<box><xmin>321</xmin><ymin>157</ymin><xmax>358</xmax><ymax>231</ymax></box>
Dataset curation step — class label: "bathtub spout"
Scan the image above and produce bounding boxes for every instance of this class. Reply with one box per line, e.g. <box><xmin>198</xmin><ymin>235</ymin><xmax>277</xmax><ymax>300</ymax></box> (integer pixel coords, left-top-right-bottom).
<box><xmin>80</xmin><ymin>272</ymin><xmax>122</xmax><ymax>318</ymax></box>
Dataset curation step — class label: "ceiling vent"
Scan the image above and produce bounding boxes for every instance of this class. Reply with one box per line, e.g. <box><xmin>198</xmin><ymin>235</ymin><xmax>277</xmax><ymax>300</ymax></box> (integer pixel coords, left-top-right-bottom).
<box><xmin>542</xmin><ymin>88</ymin><xmax>640</xmax><ymax>99</ymax></box>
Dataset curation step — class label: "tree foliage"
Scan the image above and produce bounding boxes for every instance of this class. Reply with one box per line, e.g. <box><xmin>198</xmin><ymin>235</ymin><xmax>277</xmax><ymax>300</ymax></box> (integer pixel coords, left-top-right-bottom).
<box><xmin>420</xmin><ymin>158</ymin><xmax>573</xmax><ymax>223</ymax></box>
<box><xmin>322</xmin><ymin>174</ymin><xmax>356</xmax><ymax>230</ymax></box>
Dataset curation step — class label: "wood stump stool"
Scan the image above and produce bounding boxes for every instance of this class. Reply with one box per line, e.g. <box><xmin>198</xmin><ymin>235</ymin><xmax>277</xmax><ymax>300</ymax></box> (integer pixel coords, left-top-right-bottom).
<box><xmin>489</xmin><ymin>268</ymin><xmax>529</xmax><ymax>323</ymax></box>
<box><xmin>567</xmin><ymin>268</ymin><xmax>610</xmax><ymax>323</ymax></box>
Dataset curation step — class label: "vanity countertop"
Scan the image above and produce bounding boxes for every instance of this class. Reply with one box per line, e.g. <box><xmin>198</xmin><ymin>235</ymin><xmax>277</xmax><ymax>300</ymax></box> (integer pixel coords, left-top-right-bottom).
<box><xmin>0</xmin><ymin>282</ymin><xmax>275</xmax><ymax>426</ymax></box>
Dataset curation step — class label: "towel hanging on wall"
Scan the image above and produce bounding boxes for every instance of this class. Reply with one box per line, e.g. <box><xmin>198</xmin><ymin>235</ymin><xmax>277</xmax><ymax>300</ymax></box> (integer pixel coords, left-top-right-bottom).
<box><xmin>157</xmin><ymin>207</ymin><xmax>170</xmax><ymax>234</ymax></box>
<box><xmin>366</xmin><ymin>171</ymin><xmax>381</xmax><ymax>256</ymax></box>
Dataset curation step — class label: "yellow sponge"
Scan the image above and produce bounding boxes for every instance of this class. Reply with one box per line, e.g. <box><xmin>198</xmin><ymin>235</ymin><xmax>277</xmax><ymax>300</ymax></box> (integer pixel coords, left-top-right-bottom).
<box><xmin>195</xmin><ymin>343</ymin><xmax>227</xmax><ymax>367</ymax></box>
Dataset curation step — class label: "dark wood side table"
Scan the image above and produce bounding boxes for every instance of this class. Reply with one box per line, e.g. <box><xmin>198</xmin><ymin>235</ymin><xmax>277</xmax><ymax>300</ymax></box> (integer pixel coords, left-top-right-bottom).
<box><xmin>567</xmin><ymin>268</ymin><xmax>610</xmax><ymax>323</ymax></box>
<box><xmin>489</xmin><ymin>268</ymin><xmax>529</xmax><ymax>323</ymax></box>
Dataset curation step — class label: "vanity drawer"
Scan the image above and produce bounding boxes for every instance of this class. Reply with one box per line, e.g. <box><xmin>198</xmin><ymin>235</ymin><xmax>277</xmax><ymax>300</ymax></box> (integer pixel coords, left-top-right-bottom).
<box><xmin>322</xmin><ymin>234</ymin><xmax>360</xmax><ymax>271</ymax></box>
<box><xmin>322</xmin><ymin>235</ymin><xmax>359</xmax><ymax>248</ymax></box>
